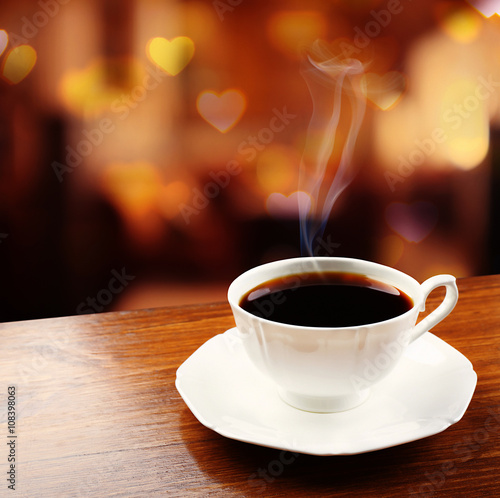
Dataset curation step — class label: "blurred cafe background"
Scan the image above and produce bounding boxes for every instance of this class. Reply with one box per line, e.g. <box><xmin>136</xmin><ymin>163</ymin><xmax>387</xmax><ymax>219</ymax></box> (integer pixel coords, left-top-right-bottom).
<box><xmin>1</xmin><ymin>0</ymin><xmax>500</xmax><ymax>321</ymax></box>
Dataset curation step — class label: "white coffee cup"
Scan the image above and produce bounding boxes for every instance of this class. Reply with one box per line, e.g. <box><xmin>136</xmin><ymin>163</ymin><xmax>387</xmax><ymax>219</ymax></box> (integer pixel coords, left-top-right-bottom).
<box><xmin>228</xmin><ymin>257</ymin><xmax>459</xmax><ymax>413</ymax></box>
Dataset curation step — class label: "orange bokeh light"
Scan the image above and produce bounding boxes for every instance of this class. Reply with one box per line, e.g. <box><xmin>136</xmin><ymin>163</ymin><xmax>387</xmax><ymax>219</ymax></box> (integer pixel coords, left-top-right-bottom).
<box><xmin>100</xmin><ymin>161</ymin><xmax>162</xmax><ymax>216</ymax></box>
<box><xmin>267</xmin><ymin>10</ymin><xmax>327</xmax><ymax>58</ymax></box>
<box><xmin>256</xmin><ymin>145</ymin><xmax>299</xmax><ymax>194</ymax></box>
<box><xmin>158</xmin><ymin>181</ymin><xmax>192</xmax><ymax>220</ymax></box>
<box><xmin>1</xmin><ymin>44</ymin><xmax>37</xmax><ymax>85</ymax></box>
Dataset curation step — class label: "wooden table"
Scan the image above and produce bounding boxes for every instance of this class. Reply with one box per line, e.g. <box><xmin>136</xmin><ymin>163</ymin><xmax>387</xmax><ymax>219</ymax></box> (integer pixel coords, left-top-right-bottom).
<box><xmin>1</xmin><ymin>274</ymin><xmax>499</xmax><ymax>497</ymax></box>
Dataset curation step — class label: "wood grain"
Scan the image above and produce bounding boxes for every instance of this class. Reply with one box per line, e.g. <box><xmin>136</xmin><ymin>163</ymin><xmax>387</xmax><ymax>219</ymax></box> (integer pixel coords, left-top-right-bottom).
<box><xmin>1</xmin><ymin>275</ymin><xmax>499</xmax><ymax>497</ymax></box>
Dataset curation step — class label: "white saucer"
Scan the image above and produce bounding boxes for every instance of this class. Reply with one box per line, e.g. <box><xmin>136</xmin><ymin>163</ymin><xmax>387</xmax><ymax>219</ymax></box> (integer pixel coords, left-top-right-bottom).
<box><xmin>175</xmin><ymin>328</ymin><xmax>477</xmax><ymax>456</ymax></box>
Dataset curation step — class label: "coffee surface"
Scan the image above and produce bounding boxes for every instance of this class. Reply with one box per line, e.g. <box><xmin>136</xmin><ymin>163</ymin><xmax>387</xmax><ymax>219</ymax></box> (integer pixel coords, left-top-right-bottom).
<box><xmin>240</xmin><ymin>271</ymin><xmax>413</xmax><ymax>327</ymax></box>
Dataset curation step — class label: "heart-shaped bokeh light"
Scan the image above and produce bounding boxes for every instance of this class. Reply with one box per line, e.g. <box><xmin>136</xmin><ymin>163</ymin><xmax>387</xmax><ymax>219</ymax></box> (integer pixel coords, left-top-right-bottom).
<box><xmin>147</xmin><ymin>36</ymin><xmax>195</xmax><ymax>76</ymax></box>
<box><xmin>466</xmin><ymin>0</ymin><xmax>500</xmax><ymax>17</ymax></box>
<box><xmin>385</xmin><ymin>201</ymin><xmax>438</xmax><ymax>243</ymax></box>
<box><xmin>196</xmin><ymin>89</ymin><xmax>247</xmax><ymax>133</ymax></box>
<box><xmin>0</xmin><ymin>30</ymin><xmax>8</xmax><ymax>58</ymax></box>
<box><xmin>266</xmin><ymin>191</ymin><xmax>312</xmax><ymax>219</ymax></box>
<box><xmin>362</xmin><ymin>71</ymin><xmax>406</xmax><ymax>111</ymax></box>
<box><xmin>2</xmin><ymin>45</ymin><xmax>37</xmax><ymax>84</ymax></box>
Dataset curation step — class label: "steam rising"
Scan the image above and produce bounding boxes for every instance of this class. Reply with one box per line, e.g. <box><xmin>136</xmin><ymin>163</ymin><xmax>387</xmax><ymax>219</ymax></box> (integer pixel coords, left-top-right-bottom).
<box><xmin>299</xmin><ymin>41</ymin><xmax>367</xmax><ymax>256</ymax></box>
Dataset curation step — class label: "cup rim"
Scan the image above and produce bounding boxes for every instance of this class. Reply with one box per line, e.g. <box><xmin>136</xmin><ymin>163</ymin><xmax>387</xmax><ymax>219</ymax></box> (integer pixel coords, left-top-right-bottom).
<box><xmin>227</xmin><ymin>256</ymin><xmax>422</xmax><ymax>331</ymax></box>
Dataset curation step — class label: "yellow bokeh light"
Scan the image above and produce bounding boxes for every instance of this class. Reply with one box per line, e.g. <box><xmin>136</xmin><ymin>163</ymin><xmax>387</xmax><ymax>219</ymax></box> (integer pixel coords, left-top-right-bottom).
<box><xmin>146</xmin><ymin>36</ymin><xmax>195</xmax><ymax>76</ymax></box>
<box><xmin>59</xmin><ymin>58</ymin><xmax>144</xmax><ymax>116</ymax></box>
<box><xmin>441</xmin><ymin>79</ymin><xmax>490</xmax><ymax>169</ymax></box>
<box><xmin>374</xmin><ymin>25</ymin><xmax>496</xmax><ymax>173</ymax></box>
<box><xmin>60</xmin><ymin>61</ymin><xmax>109</xmax><ymax>114</ymax></box>
<box><xmin>446</xmin><ymin>135</ymin><xmax>489</xmax><ymax>169</ymax></box>
<box><xmin>100</xmin><ymin>161</ymin><xmax>162</xmax><ymax>216</ymax></box>
<box><xmin>436</xmin><ymin>6</ymin><xmax>482</xmax><ymax>43</ymax></box>
<box><xmin>1</xmin><ymin>45</ymin><xmax>37</xmax><ymax>85</ymax></box>
<box><xmin>100</xmin><ymin>161</ymin><xmax>168</xmax><ymax>246</ymax></box>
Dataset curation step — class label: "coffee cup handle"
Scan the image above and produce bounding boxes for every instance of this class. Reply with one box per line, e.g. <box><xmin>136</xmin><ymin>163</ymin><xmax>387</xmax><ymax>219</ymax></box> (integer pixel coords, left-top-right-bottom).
<box><xmin>410</xmin><ymin>275</ymin><xmax>459</xmax><ymax>343</ymax></box>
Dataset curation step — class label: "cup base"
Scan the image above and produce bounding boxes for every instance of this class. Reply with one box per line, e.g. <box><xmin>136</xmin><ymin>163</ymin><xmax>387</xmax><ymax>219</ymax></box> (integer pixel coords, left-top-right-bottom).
<box><xmin>277</xmin><ymin>388</ymin><xmax>370</xmax><ymax>413</ymax></box>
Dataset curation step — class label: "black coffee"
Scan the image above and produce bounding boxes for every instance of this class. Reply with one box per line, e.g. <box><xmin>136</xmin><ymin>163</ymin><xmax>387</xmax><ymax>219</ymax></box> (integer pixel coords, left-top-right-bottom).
<box><xmin>240</xmin><ymin>271</ymin><xmax>413</xmax><ymax>327</ymax></box>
